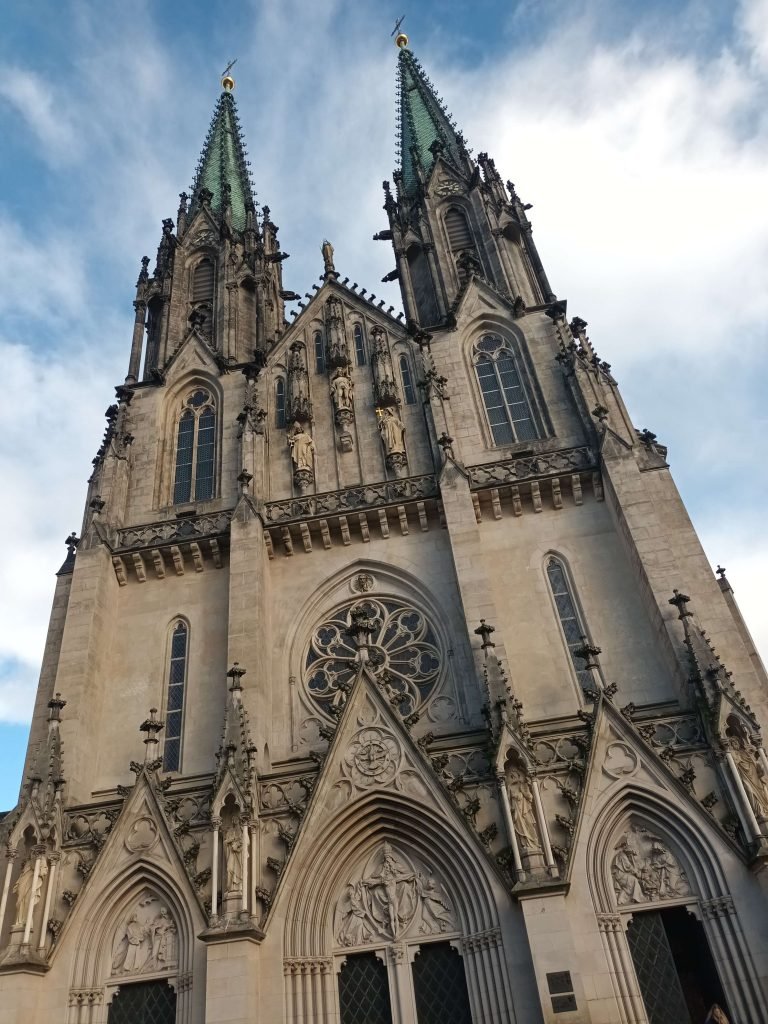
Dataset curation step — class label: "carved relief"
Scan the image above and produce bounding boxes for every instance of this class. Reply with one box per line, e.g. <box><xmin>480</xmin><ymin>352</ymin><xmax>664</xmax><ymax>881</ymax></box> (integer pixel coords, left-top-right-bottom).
<box><xmin>111</xmin><ymin>891</ymin><xmax>177</xmax><ymax>976</ymax></box>
<box><xmin>125</xmin><ymin>817</ymin><xmax>159</xmax><ymax>854</ymax></box>
<box><xmin>335</xmin><ymin>844</ymin><xmax>454</xmax><ymax>946</ymax></box>
<box><xmin>344</xmin><ymin>728</ymin><xmax>401</xmax><ymax>788</ymax></box>
<box><xmin>611</xmin><ymin>826</ymin><xmax>689</xmax><ymax>906</ymax></box>
<box><xmin>602</xmin><ymin>742</ymin><xmax>639</xmax><ymax>780</ymax></box>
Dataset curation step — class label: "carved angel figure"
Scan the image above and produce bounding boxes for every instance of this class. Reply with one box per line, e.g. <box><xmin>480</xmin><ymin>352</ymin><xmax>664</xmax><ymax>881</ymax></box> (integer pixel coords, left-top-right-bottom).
<box><xmin>288</xmin><ymin>426</ymin><xmax>315</xmax><ymax>471</ymax></box>
<box><xmin>378</xmin><ymin>407</ymin><xmax>406</xmax><ymax>455</ymax></box>
<box><xmin>12</xmin><ymin>856</ymin><xmax>47</xmax><ymax>928</ymax></box>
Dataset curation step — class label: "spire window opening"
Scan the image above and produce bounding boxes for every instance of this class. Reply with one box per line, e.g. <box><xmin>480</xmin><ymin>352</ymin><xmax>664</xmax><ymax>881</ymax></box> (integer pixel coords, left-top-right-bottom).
<box><xmin>399</xmin><ymin>354</ymin><xmax>417</xmax><ymax>405</ymax></box>
<box><xmin>275</xmin><ymin>378</ymin><xmax>286</xmax><ymax>429</ymax></box>
<box><xmin>354</xmin><ymin>324</ymin><xmax>366</xmax><ymax>366</ymax></box>
<box><xmin>173</xmin><ymin>389</ymin><xmax>218</xmax><ymax>504</ymax></box>
<box><xmin>192</xmin><ymin>258</ymin><xmax>214</xmax><ymax>304</ymax></box>
<box><xmin>473</xmin><ymin>334</ymin><xmax>537</xmax><ymax>446</ymax></box>
<box><xmin>314</xmin><ymin>330</ymin><xmax>326</xmax><ymax>374</ymax></box>
<box><xmin>546</xmin><ymin>557</ymin><xmax>595</xmax><ymax>693</ymax></box>
<box><xmin>163</xmin><ymin>621</ymin><xmax>188</xmax><ymax>773</ymax></box>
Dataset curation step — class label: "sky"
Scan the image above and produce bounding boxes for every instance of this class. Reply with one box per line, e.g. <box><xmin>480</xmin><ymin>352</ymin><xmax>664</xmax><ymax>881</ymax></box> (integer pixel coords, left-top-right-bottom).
<box><xmin>0</xmin><ymin>0</ymin><xmax>766</xmax><ymax>809</ymax></box>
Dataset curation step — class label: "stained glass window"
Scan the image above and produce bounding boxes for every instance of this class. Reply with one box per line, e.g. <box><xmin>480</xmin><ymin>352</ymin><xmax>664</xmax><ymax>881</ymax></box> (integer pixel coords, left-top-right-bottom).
<box><xmin>314</xmin><ymin>330</ymin><xmax>326</xmax><ymax>374</ymax></box>
<box><xmin>338</xmin><ymin>953</ymin><xmax>393</xmax><ymax>1024</ymax></box>
<box><xmin>474</xmin><ymin>334</ymin><xmax>537</xmax><ymax>446</ymax></box>
<box><xmin>546</xmin><ymin>557</ymin><xmax>594</xmax><ymax>693</ymax></box>
<box><xmin>305</xmin><ymin>599</ymin><xmax>441</xmax><ymax>719</ymax></box>
<box><xmin>412</xmin><ymin>943</ymin><xmax>472</xmax><ymax>1024</ymax></box>
<box><xmin>163</xmin><ymin>621</ymin><xmax>188</xmax><ymax>773</ymax></box>
<box><xmin>354</xmin><ymin>324</ymin><xmax>366</xmax><ymax>366</ymax></box>
<box><xmin>172</xmin><ymin>390</ymin><xmax>217</xmax><ymax>504</ymax></box>
<box><xmin>400</xmin><ymin>355</ymin><xmax>416</xmax><ymax>405</ymax></box>
<box><xmin>108</xmin><ymin>980</ymin><xmax>177</xmax><ymax>1024</ymax></box>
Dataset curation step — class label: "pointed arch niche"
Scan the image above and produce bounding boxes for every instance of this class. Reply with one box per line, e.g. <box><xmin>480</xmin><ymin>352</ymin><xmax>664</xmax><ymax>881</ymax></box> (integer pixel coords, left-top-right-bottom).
<box><xmin>281</xmin><ymin>794</ymin><xmax>518</xmax><ymax>1024</ymax></box>
<box><xmin>587</xmin><ymin>787</ymin><xmax>766</xmax><ymax>1024</ymax></box>
<box><xmin>67</xmin><ymin>862</ymin><xmax>202</xmax><ymax>1024</ymax></box>
<box><xmin>285</xmin><ymin>561</ymin><xmax>479</xmax><ymax>751</ymax></box>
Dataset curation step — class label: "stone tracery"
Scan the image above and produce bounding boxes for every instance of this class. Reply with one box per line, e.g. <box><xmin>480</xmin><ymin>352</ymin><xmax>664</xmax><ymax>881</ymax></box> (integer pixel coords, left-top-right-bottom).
<box><xmin>304</xmin><ymin>598</ymin><xmax>441</xmax><ymax>719</ymax></box>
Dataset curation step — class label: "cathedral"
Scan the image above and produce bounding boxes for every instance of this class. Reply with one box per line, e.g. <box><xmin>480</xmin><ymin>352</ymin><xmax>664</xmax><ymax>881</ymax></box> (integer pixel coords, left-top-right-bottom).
<box><xmin>2</xmin><ymin>32</ymin><xmax>768</xmax><ymax>1024</ymax></box>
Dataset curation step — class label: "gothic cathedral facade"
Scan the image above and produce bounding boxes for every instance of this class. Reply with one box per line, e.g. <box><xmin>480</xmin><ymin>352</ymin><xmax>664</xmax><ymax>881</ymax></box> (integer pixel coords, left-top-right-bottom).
<box><xmin>1</xmin><ymin>40</ymin><xmax>767</xmax><ymax>1024</ymax></box>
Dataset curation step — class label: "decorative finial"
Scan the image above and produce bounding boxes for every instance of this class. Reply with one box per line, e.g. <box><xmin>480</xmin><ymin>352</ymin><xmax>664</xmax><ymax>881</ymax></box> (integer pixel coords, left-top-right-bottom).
<box><xmin>391</xmin><ymin>15</ymin><xmax>408</xmax><ymax>48</ymax></box>
<box><xmin>221</xmin><ymin>57</ymin><xmax>237</xmax><ymax>92</ymax></box>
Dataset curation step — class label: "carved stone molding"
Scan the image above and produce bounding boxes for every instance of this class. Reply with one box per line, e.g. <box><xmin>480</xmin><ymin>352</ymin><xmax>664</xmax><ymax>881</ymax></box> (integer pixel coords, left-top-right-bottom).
<box><xmin>283</xmin><ymin>957</ymin><xmax>333</xmax><ymax>976</ymax></box>
<box><xmin>700</xmin><ymin>896</ymin><xmax>735</xmax><ymax>919</ymax></box>
<box><xmin>116</xmin><ymin>511</ymin><xmax>233</xmax><ymax>553</ymax></box>
<box><xmin>460</xmin><ymin>927</ymin><xmax>501</xmax><ymax>953</ymax></box>
<box><xmin>467</xmin><ymin>446</ymin><xmax>595</xmax><ymax>489</ymax></box>
<box><xmin>264</xmin><ymin>474</ymin><xmax>437</xmax><ymax>526</ymax></box>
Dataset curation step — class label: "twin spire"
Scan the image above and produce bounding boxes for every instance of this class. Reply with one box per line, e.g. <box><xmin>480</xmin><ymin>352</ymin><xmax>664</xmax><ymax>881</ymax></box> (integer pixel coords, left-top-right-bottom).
<box><xmin>186</xmin><ymin>38</ymin><xmax>468</xmax><ymax>232</ymax></box>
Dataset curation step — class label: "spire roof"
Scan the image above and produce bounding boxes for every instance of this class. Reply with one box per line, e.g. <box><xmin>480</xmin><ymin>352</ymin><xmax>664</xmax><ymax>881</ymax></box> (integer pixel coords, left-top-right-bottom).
<box><xmin>396</xmin><ymin>45</ymin><xmax>466</xmax><ymax>197</ymax></box>
<box><xmin>189</xmin><ymin>86</ymin><xmax>256</xmax><ymax>232</ymax></box>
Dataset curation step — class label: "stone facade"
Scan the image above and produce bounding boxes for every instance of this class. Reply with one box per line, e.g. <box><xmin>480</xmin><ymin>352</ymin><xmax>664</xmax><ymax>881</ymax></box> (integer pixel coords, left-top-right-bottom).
<box><xmin>1</xmin><ymin>44</ymin><xmax>767</xmax><ymax>1024</ymax></box>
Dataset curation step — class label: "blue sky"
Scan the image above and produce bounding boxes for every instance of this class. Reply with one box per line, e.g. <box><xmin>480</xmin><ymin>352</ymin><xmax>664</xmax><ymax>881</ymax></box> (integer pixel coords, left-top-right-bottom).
<box><xmin>0</xmin><ymin>0</ymin><xmax>766</xmax><ymax>809</ymax></box>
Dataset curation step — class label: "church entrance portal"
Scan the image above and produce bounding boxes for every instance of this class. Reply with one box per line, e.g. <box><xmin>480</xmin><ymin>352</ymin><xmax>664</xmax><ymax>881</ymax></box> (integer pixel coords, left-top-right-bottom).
<box><xmin>627</xmin><ymin>907</ymin><xmax>729</xmax><ymax>1024</ymax></box>
<box><xmin>107</xmin><ymin>980</ymin><xmax>177</xmax><ymax>1024</ymax></box>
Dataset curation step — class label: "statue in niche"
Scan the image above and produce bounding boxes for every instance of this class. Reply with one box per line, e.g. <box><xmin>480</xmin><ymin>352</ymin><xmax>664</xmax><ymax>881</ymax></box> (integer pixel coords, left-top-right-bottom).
<box><xmin>506</xmin><ymin>768</ymin><xmax>539</xmax><ymax>849</ymax></box>
<box><xmin>330</xmin><ymin>371</ymin><xmax>354</xmax><ymax>419</ymax></box>
<box><xmin>288</xmin><ymin>425</ymin><xmax>316</xmax><ymax>472</ymax></box>
<box><xmin>223</xmin><ymin>826</ymin><xmax>244</xmax><ymax>892</ymax></box>
<box><xmin>378</xmin><ymin>407</ymin><xmax>406</xmax><ymax>456</ymax></box>
<box><xmin>12</xmin><ymin>856</ymin><xmax>47</xmax><ymax>927</ymax></box>
<box><xmin>732</xmin><ymin>736</ymin><xmax>768</xmax><ymax>820</ymax></box>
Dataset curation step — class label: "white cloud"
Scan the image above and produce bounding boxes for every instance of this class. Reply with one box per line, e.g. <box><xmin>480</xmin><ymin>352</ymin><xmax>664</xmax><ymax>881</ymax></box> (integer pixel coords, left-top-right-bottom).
<box><xmin>0</xmin><ymin>68</ymin><xmax>77</xmax><ymax>162</ymax></box>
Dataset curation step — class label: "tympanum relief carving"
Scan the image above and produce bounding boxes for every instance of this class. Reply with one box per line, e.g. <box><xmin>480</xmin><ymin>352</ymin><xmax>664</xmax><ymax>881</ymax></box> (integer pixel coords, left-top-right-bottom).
<box><xmin>335</xmin><ymin>844</ymin><xmax>454</xmax><ymax>947</ymax></box>
<box><xmin>111</xmin><ymin>890</ymin><xmax>177</xmax><ymax>976</ymax></box>
<box><xmin>611</xmin><ymin>826</ymin><xmax>689</xmax><ymax>907</ymax></box>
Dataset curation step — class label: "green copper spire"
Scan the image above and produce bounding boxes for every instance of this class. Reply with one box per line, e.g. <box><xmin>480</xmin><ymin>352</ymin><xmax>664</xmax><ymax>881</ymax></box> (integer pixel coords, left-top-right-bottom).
<box><xmin>188</xmin><ymin>81</ymin><xmax>255</xmax><ymax>232</ymax></box>
<box><xmin>396</xmin><ymin>44</ymin><xmax>467</xmax><ymax>197</ymax></box>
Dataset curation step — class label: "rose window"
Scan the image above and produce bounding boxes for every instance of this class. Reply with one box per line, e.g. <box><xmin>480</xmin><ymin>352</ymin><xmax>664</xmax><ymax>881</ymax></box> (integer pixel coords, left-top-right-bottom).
<box><xmin>305</xmin><ymin>599</ymin><xmax>442</xmax><ymax>718</ymax></box>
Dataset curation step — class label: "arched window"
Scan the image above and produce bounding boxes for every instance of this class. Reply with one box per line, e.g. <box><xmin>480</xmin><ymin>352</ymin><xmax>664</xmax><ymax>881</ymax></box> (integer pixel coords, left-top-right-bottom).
<box><xmin>173</xmin><ymin>389</ymin><xmax>217</xmax><ymax>504</ymax></box>
<box><xmin>546</xmin><ymin>556</ymin><xmax>594</xmax><ymax>693</ymax></box>
<box><xmin>399</xmin><ymin>354</ymin><xmax>416</xmax><ymax>405</ymax></box>
<box><xmin>275</xmin><ymin>378</ymin><xmax>286</xmax><ymax>429</ymax></box>
<box><xmin>192</xmin><ymin>258</ymin><xmax>214</xmax><ymax>304</ymax></box>
<box><xmin>353</xmin><ymin>324</ymin><xmax>366</xmax><ymax>366</ymax></box>
<box><xmin>163</xmin><ymin>621</ymin><xmax>188</xmax><ymax>773</ymax></box>
<box><xmin>314</xmin><ymin>330</ymin><xmax>325</xmax><ymax>374</ymax></box>
<box><xmin>473</xmin><ymin>334</ymin><xmax>537</xmax><ymax>446</ymax></box>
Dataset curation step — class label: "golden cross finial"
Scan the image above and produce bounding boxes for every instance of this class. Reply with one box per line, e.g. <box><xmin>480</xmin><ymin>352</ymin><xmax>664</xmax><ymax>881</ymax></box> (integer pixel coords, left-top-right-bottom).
<box><xmin>391</xmin><ymin>15</ymin><xmax>408</xmax><ymax>48</ymax></box>
<box><xmin>221</xmin><ymin>58</ymin><xmax>237</xmax><ymax>91</ymax></box>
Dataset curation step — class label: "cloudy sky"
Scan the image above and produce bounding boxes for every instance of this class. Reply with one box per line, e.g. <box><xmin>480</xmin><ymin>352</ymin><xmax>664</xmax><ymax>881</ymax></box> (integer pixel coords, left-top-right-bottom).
<box><xmin>0</xmin><ymin>0</ymin><xmax>765</xmax><ymax>808</ymax></box>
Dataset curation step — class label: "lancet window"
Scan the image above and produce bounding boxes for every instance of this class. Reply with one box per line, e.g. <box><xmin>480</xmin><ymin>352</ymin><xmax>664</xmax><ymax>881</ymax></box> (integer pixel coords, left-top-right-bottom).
<box><xmin>546</xmin><ymin>556</ymin><xmax>594</xmax><ymax>692</ymax></box>
<box><xmin>275</xmin><ymin>378</ymin><xmax>286</xmax><ymax>429</ymax></box>
<box><xmin>354</xmin><ymin>324</ymin><xmax>366</xmax><ymax>366</ymax></box>
<box><xmin>173</xmin><ymin>389</ymin><xmax>217</xmax><ymax>504</ymax></box>
<box><xmin>473</xmin><ymin>334</ymin><xmax>537</xmax><ymax>446</ymax></box>
<box><xmin>314</xmin><ymin>330</ymin><xmax>326</xmax><ymax>374</ymax></box>
<box><xmin>399</xmin><ymin>354</ymin><xmax>417</xmax><ymax>405</ymax></box>
<box><xmin>192</xmin><ymin>258</ymin><xmax>214</xmax><ymax>304</ymax></box>
<box><xmin>163</xmin><ymin>621</ymin><xmax>188</xmax><ymax>773</ymax></box>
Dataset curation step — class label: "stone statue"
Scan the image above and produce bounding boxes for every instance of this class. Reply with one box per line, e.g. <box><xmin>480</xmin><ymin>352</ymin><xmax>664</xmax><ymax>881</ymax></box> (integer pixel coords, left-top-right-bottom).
<box><xmin>611</xmin><ymin>834</ymin><xmax>645</xmax><ymax>905</ymax></box>
<box><xmin>223</xmin><ymin>826</ymin><xmax>244</xmax><ymax>892</ymax></box>
<box><xmin>337</xmin><ymin>881</ymin><xmax>373</xmax><ymax>947</ymax></box>
<box><xmin>378</xmin><ymin>407</ymin><xmax>406</xmax><ymax>455</ymax></box>
<box><xmin>330</xmin><ymin>371</ymin><xmax>353</xmax><ymax>412</ymax></box>
<box><xmin>506</xmin><ymin>769</ymin><xmax>539</xmax><ymax>849</ymax></box>
<box><xmin>417</xmin><ymin>874</ymin><xmax>453</xmax><ymax>933</ymax></box>
<box><xmin>322</xmin><ymin>239</ymin><xmax>336</xmax><ymax>276</ymax></box>
<box><xmin>288</xmin><ymin>425</ymin><xmax>315</xmax><ymax>472</ymax></box>
<box><xmin>150</xmin><ymin>906</ymin><xmax>177</xmax><ymax>966</ymax></box>
<box><xmin>112</xmin><ymin>912</ymin><xmax>150</xmax><ymax>973</ymax></box>
<box><xmin>733</xmin><ymin>738</ymin><xmax>768</xmax><ymax>820</ymax></box>
<box><xmin>12</xmin><ymin>856</ymin><xmax>47</xmax><ymax>928</ymax></box>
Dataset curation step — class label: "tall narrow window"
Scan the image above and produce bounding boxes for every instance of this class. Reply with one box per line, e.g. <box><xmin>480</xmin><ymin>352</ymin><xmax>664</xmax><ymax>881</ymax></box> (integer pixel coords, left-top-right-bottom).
<box><xmin>163</xmin><ymin>621</ymin><xmax>188</xmax><ymax>773</ymax></box>
<box><xmin>275</xmin><ymin>378</ymin><xmax>286</xmax><ymax>428</ymax></box>
<box><xmin>339</xmin><ymin>953</ymin><xmax>393</xmax><ymax>1024</ymax></box>
<box><xmin>354</xmin><ymin>324</ymin><xmax>366</xmax><ymax>366</ymax></box>
<box><xmin>473</xmin><ymin>334</ymin><xmax>537</xmax><ymax>446</ymax></box>
<box><xmin>546</xmin><ymin>557</ymin><xmax>594</xmax><ymax>693</ymax></box>
<box><xmin>412</xmin><ymin>943</ymin><xmax>472</xmax><ymax>1024</ymax></box>
<box><xmin>399</xmin><ymin>354</ymin><xmax>416</xmax><ymax>405</ymax></box>
<box><xmin>314</xmin><ymin>330</ymin><xmax>325</xmax><ymax>374</ymax></box>
<box><xmin>192</xmin><ymin>258</ymin><xmax>214</xmax><ymax>303</ymax></box>
<box><xmin>445</xmin><ymin>208</ymin><xmax>473</xmax><ymax>250</ymax></box>
<box><xmin>173</xmin><ymin>389</ymin><xmax>217</xmax><ymax>504</ymax></box>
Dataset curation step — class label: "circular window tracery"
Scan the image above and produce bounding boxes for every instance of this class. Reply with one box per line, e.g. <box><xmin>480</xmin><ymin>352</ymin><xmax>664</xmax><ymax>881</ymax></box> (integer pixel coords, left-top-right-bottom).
<box><xmin>304</xmin><ymin>598</ymin><xmax>442</xmax><ymax>719</ymax></box>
